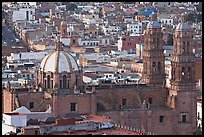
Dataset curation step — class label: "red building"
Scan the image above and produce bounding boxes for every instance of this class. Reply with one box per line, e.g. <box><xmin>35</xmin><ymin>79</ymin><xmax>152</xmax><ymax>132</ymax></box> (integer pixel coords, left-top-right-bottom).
<box><xmin>120</xmin><ymin>35</ymin><xmax>144</xmax><ymax>50</ymax></box>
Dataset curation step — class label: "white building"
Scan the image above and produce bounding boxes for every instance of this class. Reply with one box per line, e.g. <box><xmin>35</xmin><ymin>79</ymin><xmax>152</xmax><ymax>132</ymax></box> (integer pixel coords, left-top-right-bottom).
<box><xmin>102</xmin><ymin>25</ymin><xmax>121</xmax><ymax>35</ymax></box>
<box><xmin>83</xmin><ymin>53</ymin><xmax>111</xmax><ymax>65</ymax></box>
<box><xmin>12</xmin><ymin>7</ymin><xmax>35</xmax><ymax>22</ymax></box>
<box><xmin>3</xmin><ymin>113</ymin><xmax>27</xmax><ymax>127</ymax></box>
<box><xmin>160</xmin><ymin>18</ymin><xmax>174</xmax><ymax>27</ymax></box>
<box><xmin>7</xmin><ymin>51</ymin><xmax>48</xmax><ymax>62</ymax></box>
<box><xmin>81</xmin><ymin>39</ymin><xmax>100</xmax><ymax>47</ymax></box>
<box><xmin>127</xmin><ymin>22</ymin><xmax>143</xmax><ymax>35</ymax></box>
<box><xmin>123</xmin><ymin>16</ymin><xmax>134</xmax><ymax>23</ymax></box>
<box><xmin>17</xmin><ymin>2</ymin><xmax>37</xmax><ymax>6</ymax></box>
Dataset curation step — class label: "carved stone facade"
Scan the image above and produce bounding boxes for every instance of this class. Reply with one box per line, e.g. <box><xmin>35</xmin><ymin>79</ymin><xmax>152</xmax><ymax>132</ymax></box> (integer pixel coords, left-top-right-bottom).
<box><xmin>2</xmin><ymin>14</ymin><xmax>198</xmax><ymax>135</ymax></box>
<box><xmin>142</xmin><ymin>13</ymin><xmax>165</xmax><ymax>87</ymax></box>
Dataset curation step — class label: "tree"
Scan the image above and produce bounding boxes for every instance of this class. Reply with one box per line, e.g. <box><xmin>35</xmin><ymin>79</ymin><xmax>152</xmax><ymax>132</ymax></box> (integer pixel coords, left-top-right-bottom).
<box><xmin>64</xmin><ymin>3</ymin><xmax>77</xmax><ymax>11</ymax></box>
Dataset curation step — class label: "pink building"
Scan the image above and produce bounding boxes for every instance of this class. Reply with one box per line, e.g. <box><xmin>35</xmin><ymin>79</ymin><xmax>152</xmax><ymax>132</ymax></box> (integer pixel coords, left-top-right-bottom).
<box><xmin>120</xmin><ymin>35</ymin><xmax>144</xmax><ymax>50</ymax></box>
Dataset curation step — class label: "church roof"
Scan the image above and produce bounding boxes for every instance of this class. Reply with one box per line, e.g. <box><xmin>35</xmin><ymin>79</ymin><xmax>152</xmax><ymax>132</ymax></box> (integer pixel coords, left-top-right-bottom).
<box><xmin>40</xmin><ymin>51</ymin><xmax>79</xmax><ymax>73</ymax></box>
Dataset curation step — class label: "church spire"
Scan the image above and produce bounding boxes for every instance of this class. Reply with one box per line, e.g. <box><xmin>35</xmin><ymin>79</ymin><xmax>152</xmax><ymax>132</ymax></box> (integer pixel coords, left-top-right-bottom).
<box><xmin>180</xmin><ymin>13</ymin><xmax>186</xmax><ymax>23</ymax></box>
<box><xmin>150</xmin><ymin>12</ymin><xmax>157</xmax><ymax>21</ymax></box>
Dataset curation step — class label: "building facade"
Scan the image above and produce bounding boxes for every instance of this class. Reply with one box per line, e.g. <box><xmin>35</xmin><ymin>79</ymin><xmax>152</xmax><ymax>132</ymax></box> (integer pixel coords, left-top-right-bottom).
<box><xmin>3</xmin><ymin>14</ymin><xmax>199</xmax><ymax>135</ymax></box>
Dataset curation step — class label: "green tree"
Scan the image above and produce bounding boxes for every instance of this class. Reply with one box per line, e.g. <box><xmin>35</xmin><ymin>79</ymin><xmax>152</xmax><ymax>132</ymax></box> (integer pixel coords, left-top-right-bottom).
<box><xmin>64</xmin><ymin>3</ymin><xmax>77</xmax><ymax>11</ymax></box>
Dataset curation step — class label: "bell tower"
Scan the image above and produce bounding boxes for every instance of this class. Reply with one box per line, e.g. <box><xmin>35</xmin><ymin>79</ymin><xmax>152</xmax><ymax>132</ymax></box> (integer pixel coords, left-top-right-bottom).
<box><xmin>168</xmin><ymin>13</ymin><xmax>198</xmax><ymax>135</ymax></box>
<box><xmin>142</xmin><ymin>12</ymin><xmax>165</xmax><ymax>87</ymax></box>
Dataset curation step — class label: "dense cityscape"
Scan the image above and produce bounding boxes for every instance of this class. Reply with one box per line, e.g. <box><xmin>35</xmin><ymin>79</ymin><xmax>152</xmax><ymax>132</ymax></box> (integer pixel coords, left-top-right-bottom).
<box><xmin>2</xmin><ymin>2</ymin><xmax>202</xmax><ymax>135</ymax></box>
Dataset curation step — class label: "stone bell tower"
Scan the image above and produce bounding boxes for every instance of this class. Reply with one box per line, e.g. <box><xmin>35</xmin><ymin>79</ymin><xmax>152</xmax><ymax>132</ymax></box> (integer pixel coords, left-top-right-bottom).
<box><xmin>168</xmin><ymin>13</ymin><xmax>198</xmax><ymax>135</ymax></box>
<box><xmin>142</xmin><ymin>12</ymin><xmax>165</xmax><ymax>87</ymax></box>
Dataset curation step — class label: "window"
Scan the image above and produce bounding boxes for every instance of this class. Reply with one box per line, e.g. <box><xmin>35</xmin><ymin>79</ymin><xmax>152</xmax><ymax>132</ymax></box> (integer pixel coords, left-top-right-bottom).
<box><xmin>181</xmin><ymin>67</ymin><xmax>185</xmax><ymax>79</ymax></box>
<box><xmin>157</xmin><ymin>38</ymin><xmax>159</xmax><ymax>48</ymax></box>
<box><xmin>51</xmin><ymin>80</ymin><xmax>53</xmax><ymax>88</ymax></box>
<box><xmin>44</xmin><ymin>80</ymin><xmax>47</xmax><ymax>88</ymax></box>
<box><xmin>160</xmin><ymin>116</ymin><xmax>164</xmax><ymax>123</ymax></box>
<box><xmin>70</xmin><ymin>103</ymin><xmax>77</xmax><ymax>111</ymax></box>
<box><xmin>187</xmin><ymin>67</ymin><xmax>191</xmax><ymax>80</ymax></box>
<box><xmin>182</xmin><ymin>114</ymin><xmax>187</xmax><ymax>123</ymax></box>
<box><xmin>29</xmin><ymin>102</ymin><xmax>34</xmax><ymax>109</ymax></box>
<box><xmin>158</xmin><ymin>62</ymin><xmax>161</xmax><ymax>72</ymax></box>
<box><xmin>60</xmin><ymin>80</ymin><xmax>62</xmax><ymax>89</ymax></box>
<box><xmin>182</xmin><ymin>42</ymin><xmax>185</xmax><ymax>54</ymax></box>
<box><xmin>153</xmin><ymin>62</ymin><xmax>156</xmax><ymax>72</ymax></box>
<box><xmin>73</xmin><ymin>39</ymin><xmax>76</xmax><ymax>44</ymax></box>
<box><xmin>47</xmin><ymin>75</ymin><xmax>50</xmax><ymax>88</ymax></box>
<box><xmin>26</xmin><ymin>11</ymin><xmax>29</xmax><ymax>21</ymax></box>
<box><xmin>122</xmin><ymin>98</ymin><xmax>127</xmax><ymax>106</ymax></box>
<box><xmin>148</xmin><ymin>97</ymin><xmax>153</xmax><ymax>104</ymax></box>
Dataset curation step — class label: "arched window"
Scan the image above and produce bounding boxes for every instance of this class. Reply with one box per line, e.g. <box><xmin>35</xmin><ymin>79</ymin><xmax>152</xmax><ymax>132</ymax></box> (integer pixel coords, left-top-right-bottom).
<box><xmin>51</xmin><ymin>72</ymin><xmax>53</xmax><ymax>78</ymax></box>
<box><xmin>51</xmin><ymin>80</ymin><xmax>53</xmax><ymax>88</ymax></box>
<box><xmin>67</xmin><ymin>80</ymin><xmax>69</xmax><ymax>88</ymax></box>
<box><xmin>47</xmin><ymin>75</ymin><xmax>50</xmax><ymax>88</ymax></box>
<box><xmin>188</xmin><ymin>67</ymin><xmax>191</xmax><ymax>80</ymax></box>
<box><xmin>181</xmin><ymin>67</ymin><xmax>185</xmax><ymax>80</ymax></box>
<box><xmin>153</xmin><ymin>62</ymin><xmax>156</xmax><ymax>72</ymax></box>
<box><xmin>158</xmin><ymin>62</ymin><xmax>161</xmax><ymax>72</ymax></box>
<box><xmin>182</xmin><ymin>42</ymin><xmax>185</xmax><ymax>54</ymax></box>
<box><xmin>187</xmin><ymin>42</ymin><xmax>190</xmax><ymax>53</ymax></box>
<box><xmin>44</xmin><ymin>80</ymin><xmax>47</xmax><ymax>88</ymax></box>
<box><xmin>157</xmin><ymin>38</ymin><xmax>159</xmax><ymax>48</ymax></box>
<box><xmin>63</xmin><ymin>75</ymin><xmax>67</xmax><ymax>88</ymax></box>
<box><xmin>60</xmin><ymin>80</ymin><xmax>62</xmax><ymax>89</ymax></box>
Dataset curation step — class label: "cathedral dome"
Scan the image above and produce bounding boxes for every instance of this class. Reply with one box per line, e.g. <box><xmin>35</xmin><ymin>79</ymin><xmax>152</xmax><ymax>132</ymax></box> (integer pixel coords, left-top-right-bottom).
<box><xmin>146</xmin><ymin>12</ymin><xmax>161</xmax><ymax>29</ymax></box>
<box><xmin>175</xmin><ymin>13</ymin><xmax>191</xmax><ymax>31</ymax></box>
<box><xmin>147</xmin><ymin>21</ymin><xmax>161</xmax><ymax>29</ymax></box>
<box><xmin>40</xmin><ymin>51</ymin><xmax>78</xmax><ymax>73</ymax></box>
<box><xmin>175</xmin><ymin>23</ymin><xmax>190</xmax><ymax>31</ymax></box>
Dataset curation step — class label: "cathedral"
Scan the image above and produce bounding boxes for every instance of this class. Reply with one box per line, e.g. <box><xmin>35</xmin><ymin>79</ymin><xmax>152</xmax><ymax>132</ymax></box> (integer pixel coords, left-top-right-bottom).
<box><xmin>2</xmin><ymin>13</ymin><xmax>198</xmax><ymax>135</ymax></box>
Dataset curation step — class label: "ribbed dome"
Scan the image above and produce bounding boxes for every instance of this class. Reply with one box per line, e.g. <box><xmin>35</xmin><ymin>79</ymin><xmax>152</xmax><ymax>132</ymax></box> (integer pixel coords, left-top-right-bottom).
<box><xmin>40</xmin><ymin>51</ymin><xmax>79</xmax><ymax>73</ymax></box>
<box><xmin>147</xmin><ymin>21</ymin><xmax>161</xmax><ymax>29</ymax></box>
<box><xmin>175</xmin><ymin>13</ymin><xmax>191</xmax><ymax>31</ymax></box>
<box><xmin>175</xmin><ymin>22</ymin><xmax>190</xmax><ymax>31</ymax></box>
<box><xmin>147</xmin><ymin>12</ymin><xmax>161</xmax><ymax>29</ymax></box>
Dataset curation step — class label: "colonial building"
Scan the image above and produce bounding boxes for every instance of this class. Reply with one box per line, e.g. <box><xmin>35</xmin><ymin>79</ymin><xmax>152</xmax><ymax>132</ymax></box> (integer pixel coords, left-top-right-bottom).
<box><xmin>3</xmin><ymin>13</ymin><xmax>198</xmax><ymax>135</ymax></box>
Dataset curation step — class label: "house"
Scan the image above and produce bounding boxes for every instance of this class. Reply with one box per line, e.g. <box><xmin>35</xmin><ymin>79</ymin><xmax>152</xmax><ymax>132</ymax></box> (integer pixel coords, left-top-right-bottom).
<box><xmin>117</xmin><ymin>35</ymin><xmax>144</xmax><ymax>51</ymax></box>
